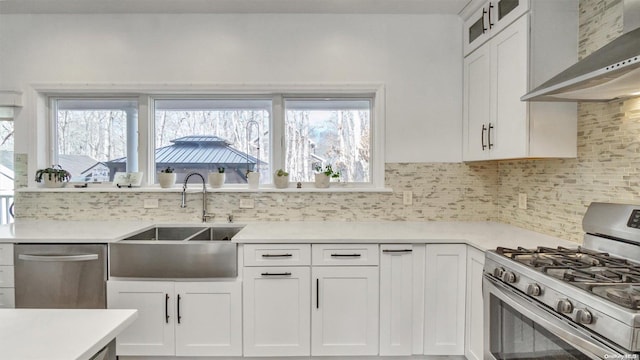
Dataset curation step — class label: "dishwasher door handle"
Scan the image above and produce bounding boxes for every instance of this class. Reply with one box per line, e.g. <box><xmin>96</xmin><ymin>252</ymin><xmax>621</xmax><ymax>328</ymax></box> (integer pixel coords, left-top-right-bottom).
<box><xmin>18</xmin><ymin>254</ymin><xmax>99</xmax><ymax>262</ymax></box>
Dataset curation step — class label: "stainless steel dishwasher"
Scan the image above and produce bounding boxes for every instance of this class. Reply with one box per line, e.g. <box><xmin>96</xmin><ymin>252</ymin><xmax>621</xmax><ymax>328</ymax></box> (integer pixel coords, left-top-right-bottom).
<box><xmin>14</xmin><ymin>244</ymin><xmax>107</xmax><ymax>308</ymax></box>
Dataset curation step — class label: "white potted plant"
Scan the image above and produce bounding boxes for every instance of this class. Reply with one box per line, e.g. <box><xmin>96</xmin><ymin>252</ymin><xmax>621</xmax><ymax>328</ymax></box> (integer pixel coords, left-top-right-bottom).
<box><xmin>209</xmin><ymin>167</ymin><xmax>225</xmax><ymax>188</ymax></box>
<box><xmin>35</xmin><ymin>165</ymin><xmax>71</xmax><ymax>188</ymax></box>
<box><xmin>158</xmin><ymin>167</ymin><xmax>177</xmax><ymax>188</ymax></box>
<box><xmin>247</xmin><ymin>170</ymin><xmax>260</xmax><ymax>189</ymax></box>
<box><xmin>274</xmin><ymin>169</ymin><xmax>289</xmax><ymax>189</ymax></box>
<box><xmin>314</xmin><ymin>165</ymin><xmax>340</xmax><ymax>188</ymax></box>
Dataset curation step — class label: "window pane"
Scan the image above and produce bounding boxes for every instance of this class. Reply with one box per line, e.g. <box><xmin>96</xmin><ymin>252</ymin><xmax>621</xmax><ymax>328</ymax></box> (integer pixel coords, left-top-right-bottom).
<box><xmin>0</xmin><ymin>120</ymin><xmax>14</xmax><ymax>224</ymax></box>
<box><xmin>285</xmin><ymin>98</ymin><xmax>371</xmax><ymax>183</ymax></box>
<box><xmin>154</xmin><ymin>99</ymin><xmax>271</xmax><ymax>184</ymax></box>
<box><xmin>56</xmin><ymin>99</ymin><xmax>137</xmax><ymax>182</ymax></box>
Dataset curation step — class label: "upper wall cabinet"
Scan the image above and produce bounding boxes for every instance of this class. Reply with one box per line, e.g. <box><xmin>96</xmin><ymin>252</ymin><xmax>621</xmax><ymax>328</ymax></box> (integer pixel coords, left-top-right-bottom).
<box><xmin>463</xmin><ymin>0</ymin><xmax>529</xmax><ymax>56</ymax></box>
<box><xmin>462</xmin><ymin>0</ymin><xmax>578</xmax><ymax>162</ymax></box>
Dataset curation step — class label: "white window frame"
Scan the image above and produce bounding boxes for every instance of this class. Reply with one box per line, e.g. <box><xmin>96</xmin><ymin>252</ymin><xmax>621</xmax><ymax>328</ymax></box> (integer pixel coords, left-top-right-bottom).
<box><xmin>34</xmin><ymin>83</ymin><xmax>386</xmax><ymax>190</ymax></box>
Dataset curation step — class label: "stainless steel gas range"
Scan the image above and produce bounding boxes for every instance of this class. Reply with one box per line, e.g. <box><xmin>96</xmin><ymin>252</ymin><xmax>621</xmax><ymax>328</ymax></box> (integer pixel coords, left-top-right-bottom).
<box><xmin>484</xmin><ymin>202</ymin><xmax>640</xmax><ymax>359</ymax></box>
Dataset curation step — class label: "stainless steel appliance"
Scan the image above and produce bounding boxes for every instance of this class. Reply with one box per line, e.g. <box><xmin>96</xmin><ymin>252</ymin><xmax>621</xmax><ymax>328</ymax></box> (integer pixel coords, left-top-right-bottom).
<box><xmin>14</xmin><ymin>244</ymin><xmax>107</xmax><ymax>308</ymax></box>
<box><xmin>484</xmin><ymin>202</ymin><xmax>640</xmax><ymax>359</ymax></box>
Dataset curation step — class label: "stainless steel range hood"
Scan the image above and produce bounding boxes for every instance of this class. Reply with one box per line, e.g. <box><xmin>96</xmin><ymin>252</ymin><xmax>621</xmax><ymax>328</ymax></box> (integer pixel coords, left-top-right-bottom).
<box><xmin>522</xmin><ymin>0</ymin><xmax>640</xmax><ymax>102</ymax></box>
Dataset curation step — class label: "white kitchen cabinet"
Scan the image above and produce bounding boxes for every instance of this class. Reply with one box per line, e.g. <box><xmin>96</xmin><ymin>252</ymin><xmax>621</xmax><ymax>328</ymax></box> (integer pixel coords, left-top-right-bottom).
<box><xmin>0</xmin><ymin>244</ymin><xmax>14</xmax><ymax>309</ymax></box>
<box><xmin>312</xmin><ymin>266</ymin><xmax>379</xmax><ymax>356</ymax></box>
<box><xmin>465</xmin><ymin>246</ymin><xmax>486</xmax><ymax>360</ymax></box>
<box><xmin>424</xmin><ymin>244</ymin><xmax>467</xmax><ymax>355</ymax></box>
<box><xmin>463</xmin><ymin>1</ymin><xmax>578</xmax><ymax>161</ymax></box>
<box><xmin>379</xmin><ymin>244</ymin><xmax>414</xmax><ymax>356</ymax></box>
<box><xmin>107</xmin><ymin>281</ymin><xmax>175</xmax><ymax>356</ymax></box>
<box><xmin>464</xmin><ymin>0</ymin><xmax>530</xmax><ymax>56</ymax></box>
<box><xmin>243</xmin><ymin>266</ymin><xmax>311</xmax><ymax>356</ymax></box>
<box><xmin>174</xmin><ymin>281</ymin><xmax>241</xmax><ymax>356</ymax></box>
<box><xmin>107</xmin><ymin>280</ymin><xmax>241</xmax><ymax>357</ymax></box>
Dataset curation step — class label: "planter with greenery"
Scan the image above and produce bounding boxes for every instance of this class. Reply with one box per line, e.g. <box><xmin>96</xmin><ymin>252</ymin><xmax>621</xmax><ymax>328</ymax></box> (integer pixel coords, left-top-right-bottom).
<box><xmin>35</xmin><ymin>165</ymin><xmax>72</xmax><ymax>188</ymax></box>
<box><xmin>274</xmin><ymin>169</ymin><xmax>289</xmax><ymax>189</ymax></box>
<box><xmin>158</xmin><ymin>167</ymin><xmax>177</xmax><ymax>188</ymax></box>
<box><xmin>314</xmin><ymin>165</ymin><xmax>340</xmax><ymax>188</ymax></box>
<box><xmin>209</xmin><ymin>167</ymin><xmax>226</xmax><ymax>188</ymax></box>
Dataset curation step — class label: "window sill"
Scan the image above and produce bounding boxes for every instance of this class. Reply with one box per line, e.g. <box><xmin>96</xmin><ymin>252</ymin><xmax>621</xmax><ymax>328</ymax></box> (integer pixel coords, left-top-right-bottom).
<box><xmin>17</xmin><ymin>185</ymin><xmax>394</xmax><ymax>194</ymax></box>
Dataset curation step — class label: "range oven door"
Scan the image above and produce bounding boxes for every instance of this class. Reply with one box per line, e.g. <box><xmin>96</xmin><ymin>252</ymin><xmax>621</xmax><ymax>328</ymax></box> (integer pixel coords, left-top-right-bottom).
<box><xmin>484</xmin><ymin>274</ymin><xmax>631</xmax><ymax>360</ymax></box>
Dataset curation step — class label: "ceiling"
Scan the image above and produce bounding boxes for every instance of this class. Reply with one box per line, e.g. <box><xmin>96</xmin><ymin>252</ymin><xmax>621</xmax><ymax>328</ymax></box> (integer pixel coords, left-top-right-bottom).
<box><xmin>0</xmin><ymin>0</ymin><xmax>472</xmax><ymax>14</ymax></box>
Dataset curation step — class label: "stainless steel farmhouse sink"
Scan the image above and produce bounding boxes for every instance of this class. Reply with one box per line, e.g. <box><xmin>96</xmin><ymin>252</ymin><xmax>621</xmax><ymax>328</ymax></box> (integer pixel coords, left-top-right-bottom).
<box><xmin>110</xmin><ymin>225</ymin><xmax>244</xmax><ymax>278</ymax></box>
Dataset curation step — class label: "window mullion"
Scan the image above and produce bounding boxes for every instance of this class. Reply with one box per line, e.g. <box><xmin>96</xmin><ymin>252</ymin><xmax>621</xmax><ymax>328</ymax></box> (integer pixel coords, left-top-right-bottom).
<box><xmin>272</xmin><ymin>94</ymin><xmax>285</xmax><ymax>179</ymax></box>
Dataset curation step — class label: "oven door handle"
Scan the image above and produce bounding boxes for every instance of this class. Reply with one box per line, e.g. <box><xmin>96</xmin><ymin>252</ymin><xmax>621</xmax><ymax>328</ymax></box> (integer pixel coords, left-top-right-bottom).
<box><xmin>485</xmin><ymin>276</ymin><xmax>622</xmax><ymax>359</ymax></box>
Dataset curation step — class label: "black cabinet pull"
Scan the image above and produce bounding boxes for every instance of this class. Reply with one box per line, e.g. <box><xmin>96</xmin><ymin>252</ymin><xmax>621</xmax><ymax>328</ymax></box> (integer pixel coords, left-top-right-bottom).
<box><xmin>330</xmin><ymin>253</ymin><xmax>361</xmax><ymax>257</ymax></box>
<box><xmin>165</xmin><ymin>294</ymin><xmax>170</xmax><ymax>324</ymax></box>
<box><xmin>316</xmin><ymin>278</ymin><xmax>319</xmax><ymax>309</ymax></box>
<box><xmin>177</xmin><ymin>294</ymin><xmax>182</xmax><ymax>324</ymax></box>
<box><xmin>261</xmin><ymin>272</ymin><xmax>292</xmax><ymax>276</ymax></box>
<box><xmin>481</xmin><ymin>8</ymin><xmax>487</xmax><ymax>33</ymax></box>
<box><xmin>488</xmin><ymin>3</ymin><xmax>494</xmax><ymax>29</ymax></box>
<box><xmin>488</xmin><ymin>123</ymin><xmax>494</xmax><ymax>149</ymax></box>
<box><xmin>482</xmin><ymin>124</ymin><xmax>487</xmax><ymax>150</ymax></box>
<box><xmin>382</xmin><ymin>249</ymin><xmax>413</xmax><ymax>253</ymax></box>
<box><xmin>262</xmin><ymin>253</ymin><xmax>293</xmax><ymax>258</ymax></box>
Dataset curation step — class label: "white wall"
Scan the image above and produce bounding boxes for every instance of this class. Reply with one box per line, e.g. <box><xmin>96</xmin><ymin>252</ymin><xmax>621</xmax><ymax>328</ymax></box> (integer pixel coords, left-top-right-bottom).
<box><xmin>0</xmin><ymin>13</ymin><xmax>462</xmax><ymax>163</ymax></box>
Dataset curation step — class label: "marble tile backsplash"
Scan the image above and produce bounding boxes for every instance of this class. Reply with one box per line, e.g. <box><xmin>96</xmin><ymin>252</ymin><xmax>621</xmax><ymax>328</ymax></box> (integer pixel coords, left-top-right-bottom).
<box><xmin>15</xmin><ymin>163</ymin><xmax>499</xmax><ymax>223</ymax></box>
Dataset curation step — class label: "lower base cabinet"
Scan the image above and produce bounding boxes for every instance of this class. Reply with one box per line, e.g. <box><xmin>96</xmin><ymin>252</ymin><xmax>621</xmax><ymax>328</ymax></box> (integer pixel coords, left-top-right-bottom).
<box><xmin>312</xmin><ymin>266</ymin><xmax>379</xmax><ymax>356</ymax></box>
<box><xmin>424</xmin><ymin>244</ymin><xmax>467</xmax><ymax>355</ymax></box>
<box><xmin>107</xmin><ymin>280</ymin><xmax>241</xmax><ymax>357</ymax></box>
<box><xmin>242</xmin><ymin>266</ymin><xmax>311</xmax><ymax>356</ymax></box>
<box><xmin>465</xmin><ymin>246</ymin><xmax>485</xmax><ymax>360</ymax></box>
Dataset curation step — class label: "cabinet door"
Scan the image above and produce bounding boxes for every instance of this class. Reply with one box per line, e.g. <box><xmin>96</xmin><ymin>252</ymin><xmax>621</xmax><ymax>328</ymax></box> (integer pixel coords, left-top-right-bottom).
<box><xmin>0</xmin><ymin>287</ymin><xmax>14</xmax><ymax>308</ymax></box>
<box><xmin>312</xmin><ymin>266</ymin><xmax>379</xmax><ymax>356</ymax></box>
<box><xmin>379</xmin><ymin>245</ymin><xmax>414</xmax><ymax>356</ymax></box>
<box><xmin>424</xmin><ymin>244</ymin><xmax>467</xmax><ymax>355</ymax></box>
<box><xmin>465</xmin><ymin>247</ymin><xmax>486</xmax><ymax>360</ymax></box>
<box><xmin>174</xmin><ymin>281</ymin><xmax>242</xmax><ymax>356</ymax></box>
<box><xmin>463</xmin><ymin>44</ymin><xmax>491</xmax><ymax>161</ymax></box>
<box><xmin>243</xmin><ymin>267</ymin><xmax>311</xmax><ymax>356</ymax></box>
<box><xmin>463</xmin><ymin>4</ymin><xmax>490</xmax><ymax>56</ymax></box>
<box><xmin>107</xmin><ymin>281</ymin><xmax>175</xmax><ymax>356</ymax></box>
<box><xmin>489</xmin><ymin>14</ymin><xmax>528</xmax><ymax>159</ymax></box>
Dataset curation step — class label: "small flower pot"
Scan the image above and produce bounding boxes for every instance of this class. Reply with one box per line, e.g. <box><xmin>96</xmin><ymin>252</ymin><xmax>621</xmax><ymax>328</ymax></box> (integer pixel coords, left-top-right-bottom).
<box><xmin>158</xmin><ymin>172</ymin><xmax>177</xmax><ymax>188</ymax></box>
<box><xmin>42</xmin><ymin>176</ymin><xmax>68</xmax><ymax>188</ymax></box>
<box><xmin>274</xmin><ymin>174</ymin><xmax>289</xmax><ymax>189</ymax></box>
<box><xmin>314</xmin><ymin>173</ymin><xmax>330</xmax><ymax>188</ymax></box>
<box><xmin>208</xmin><ymin>173</ymin><xmax>225</xmax><ymax>188</ymax></box>
<box><xmin>247</xmin><ymin>172</ymin><xmax>260</xmax><ymax>189</ymax></box>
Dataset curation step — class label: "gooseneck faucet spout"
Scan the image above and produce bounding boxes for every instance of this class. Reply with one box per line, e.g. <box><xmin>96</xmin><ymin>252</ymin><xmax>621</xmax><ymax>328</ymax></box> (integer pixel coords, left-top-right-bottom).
<box><xmin>181</xmin><ymin>172</ymin><xmax>213</xmax><ymax>222</ymax></box>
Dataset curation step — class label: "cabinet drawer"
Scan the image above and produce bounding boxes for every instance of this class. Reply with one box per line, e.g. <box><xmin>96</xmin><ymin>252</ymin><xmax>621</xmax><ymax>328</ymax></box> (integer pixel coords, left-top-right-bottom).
<box><xmin>0</xmin><ymin>287</ymin><xmax>14</xmax><ymax>308</ymax></box>
<box><xmin>0</xmin><ymin>244</ymin><xmax>13</xmax><ymax>265</ymax></box>
<box><xmin>0</xmin><ymin>266</ymin><xmax>14</xmax><ymax>287</ymax></box>
<box><xmin>312</xmin><ymin>244</ymin><xmax>379</xmax><ymax>266</ymax></box>
<box><xmin>244</xmin><ymin>244</ymin><xmax>311</xmax><ymax>266</ymax></box>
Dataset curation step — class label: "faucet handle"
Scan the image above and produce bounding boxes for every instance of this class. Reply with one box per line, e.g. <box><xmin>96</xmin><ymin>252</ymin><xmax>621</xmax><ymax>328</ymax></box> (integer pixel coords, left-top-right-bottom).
<box><xmin>203</xmin><ymin>213</ymin><xmax>215</xmax><ymax>222</ymax></box>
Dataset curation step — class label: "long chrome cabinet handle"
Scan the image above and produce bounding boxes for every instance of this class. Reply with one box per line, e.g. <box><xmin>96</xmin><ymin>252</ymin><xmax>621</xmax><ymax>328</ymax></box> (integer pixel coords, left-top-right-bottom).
<box><xmin>488</xmin><ymin>2</ymin><xmax>494</xmax><ymax>29</ymax></box>
<box><xmin>481</xmin><ymin>8</ymin><xmax>487</xmax><ymax>33</ymax></box>
<box><xmin>316</xmin><ymin>278</ymin><xmax>319</xmax><ymax>309</ymax></box>
<box><xmin>261</xmin><ymin>253</ymin><xmax>293</xmax><ymax>258</ymax></box>
<box><xmin>382</xmin><ymin>249</ymin><xmax>412</xmax><ymax>253</ymax></box>
<box><xmin>330</xmin><ymin>253</ymin><xmax>361</xmax><ymax>257</ymax></box>
<box><xmin>488</xmin><ymin>123</ymin><xmax>494</xmax><ymax>149</ymax></box>
<box><xmin>481</xmin><ymin>124</ymin><xmax>487</xmax><ymax>150</ymax></box>
<box><xmin>18</xmin><ymin>254</ymin><xmax>99</xmax><ymax>262</ymax></box>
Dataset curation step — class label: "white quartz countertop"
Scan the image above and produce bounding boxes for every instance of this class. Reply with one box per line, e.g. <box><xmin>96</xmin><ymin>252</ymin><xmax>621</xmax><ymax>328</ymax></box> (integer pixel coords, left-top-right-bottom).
<box><xmin>0</xmin><ymin>220</ymin><xmax>578</xmax><ymax>250</ymax></box>
<box><xmin>231</xmin><ymin>221</ymin><xmax>578</xmax><ymax>250</ymax></box>
<box><xmin>0</xmin><ymin>309</ymin><xmax>137</xmax><ymax>360</ymax></box>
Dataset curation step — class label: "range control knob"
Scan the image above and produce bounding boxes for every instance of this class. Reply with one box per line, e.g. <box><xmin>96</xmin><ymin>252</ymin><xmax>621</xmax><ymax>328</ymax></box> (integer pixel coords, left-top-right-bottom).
<box><xmin>576</xmin><ymin>309</ymin><xmax>593</xmax><ymax>325</ymax></box>
<box><xmin>493</xmin><ymin>267</ymin><xmax>505</xmax><ymax>278</ymax></box>
<box><xmin>526</xmin><ymin>283</ymin><xmax>542</xmax><ymax>296</ymax></box>
<box><xmin>556</xmin><ymin>299</ymin><xmax>574</xmax><ymax>314</ymax></box>
<box><xmin>502</xmin><ymin>271</ymin><xmax>517</xmax><ymax>284</ymax></box>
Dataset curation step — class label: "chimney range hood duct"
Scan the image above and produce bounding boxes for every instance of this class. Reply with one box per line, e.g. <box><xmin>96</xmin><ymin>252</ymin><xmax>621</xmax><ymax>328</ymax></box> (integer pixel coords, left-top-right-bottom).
<box><xmin>522</xmin><ymin>0</ymin><xmax>640</xmax><ymax>102</ymax></box>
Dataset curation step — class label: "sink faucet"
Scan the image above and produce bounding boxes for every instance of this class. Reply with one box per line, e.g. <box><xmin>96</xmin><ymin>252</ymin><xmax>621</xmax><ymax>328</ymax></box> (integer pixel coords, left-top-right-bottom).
<box><xmin>181</xmin><ymin>172</ymin><xmax>214</xmax><ymax>222</ymax></box>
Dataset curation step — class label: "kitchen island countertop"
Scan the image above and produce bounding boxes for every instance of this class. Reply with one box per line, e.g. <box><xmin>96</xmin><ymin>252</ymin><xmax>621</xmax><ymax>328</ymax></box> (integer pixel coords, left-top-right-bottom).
<box><xmin>0</xmin><ymin>309</ymin><xmax>137</xmax><ymax>360</ymax></box>
<box><xmin>0</xmin><ymin>220</ymin><xmax>577</xmax><ymax>250</ymax></box>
